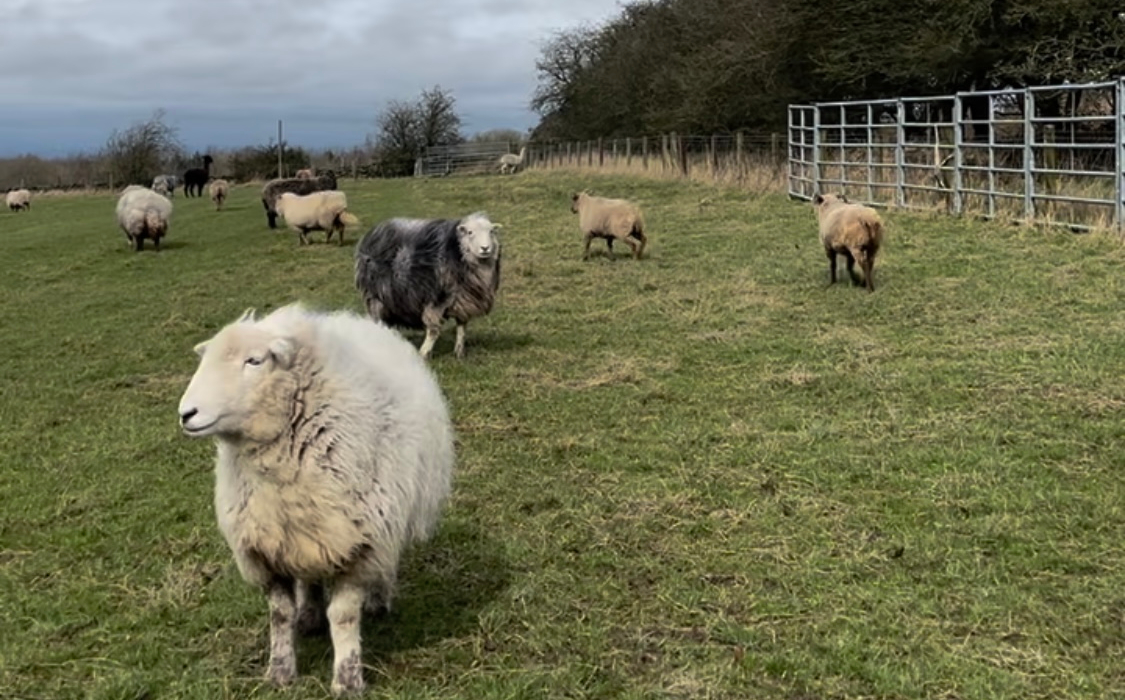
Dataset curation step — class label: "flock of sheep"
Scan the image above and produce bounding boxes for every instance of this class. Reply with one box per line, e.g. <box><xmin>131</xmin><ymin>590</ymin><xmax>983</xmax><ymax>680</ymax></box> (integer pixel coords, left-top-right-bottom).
<box><xmin>6</xmin><ymin>154</ymin><xmax>884</xmax><ymax>695</ymax></box>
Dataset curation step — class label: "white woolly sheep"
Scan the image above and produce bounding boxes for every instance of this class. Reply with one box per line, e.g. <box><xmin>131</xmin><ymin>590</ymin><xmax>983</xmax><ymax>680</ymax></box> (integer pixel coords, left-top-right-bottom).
<box><xmin>115</xmin><ymin>185</ymin><xmax>172</xmax><ymax>251</ymax></box>
<box><xmin>6</xmin><ymin>188</ymin><xmax>31</xmax><ymax>211</ymax></box>
<box><xmin>813</xmin><ymin>193</ymin><xmax>884</xmax><ymax>292</ymax></box>
<box><xmin>295</xmin><ymin>168</ymin><xmax>315</xmax><ymax>179</ymax></box>
<box><xmin>274</xmin><ymin>190</ymin><xmax>360</xmax><ymax>245</ymax></box>
<box><xmin>208</xmin><ymin>179</ymin><xmax>230</xmax><ymax>211</ymax></box>
<box><xmin>570</xmin><ymin>191</ymin><xmax>647</xmax><ymax>260</ymax></box>
<box><xmin>261</xmin><ymin>172</ymin><xmax>338</xmax><ymax>228</ymax></box>
<box><xmin>355</xmin><ymin>212</ymin><xmax>502</xmax><ymax>359</ymax></box>
<box><xmin>497</xmin><ymin>146</ymin><xmax>526</xmax><ymax>175</ymax></box>
<box><xmin>177</xmin><ymin>303</ymin><xmax>454</xmax><ymax>696</ymax></box>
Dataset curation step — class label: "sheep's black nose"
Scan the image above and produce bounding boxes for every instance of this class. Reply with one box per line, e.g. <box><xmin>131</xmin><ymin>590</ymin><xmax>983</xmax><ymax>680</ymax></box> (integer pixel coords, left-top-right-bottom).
<box><xmin>180</xmin><ymin>408</ymin><xmax>198</xmax><ymax>424</ymax></box>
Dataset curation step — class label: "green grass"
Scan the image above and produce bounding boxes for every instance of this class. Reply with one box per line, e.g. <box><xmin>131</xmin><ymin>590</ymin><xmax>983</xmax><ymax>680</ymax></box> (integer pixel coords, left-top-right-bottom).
<box><xmin>3</xmin><ymin>172</ymin><xmax>1125</xmax><ymax>699</ymax></box>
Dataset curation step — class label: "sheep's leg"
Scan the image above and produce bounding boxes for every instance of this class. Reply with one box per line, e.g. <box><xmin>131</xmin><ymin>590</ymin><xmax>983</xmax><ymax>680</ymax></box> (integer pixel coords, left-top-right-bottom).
<box><xmin>418</xmin><ymin>307</ymin><xmax>444</xmax><ymax>359</ymax></box>
<box><xmin>153</xmin><ymin>236</ymin><xmax>161</xmax><ymax>252</ymax></box>
<box><xmin>364</xmin><ymin>572</ymin><xmax>396</xmax><ymax>615</ymax></box>
<box><xmin>582</xmin><ymin>232</ymin><xmax>595</xmax><ymax>260</ymax></box>
<box><xmin>267</xmin><ymin>580</ymin><xmax>298</xmax><ymax>687</ymax></box>
<box><xmin>631</xmin><ymin>231</ymin><xmax>647</xmax><ymax>259</ymax></box>
<box><xmin>298</xmin><ymin>228</ymin><xmax>309</xmax><ymax>245</ymax></box>
<box><xmin>327</xmin><ymin>581</ymin><xmax>366</xmax><ymax>696</ymax></box>
<box><xmin>296</xmin><ymin>580</ymin><xmax>328</xmax><ymax>635</ymax></box>
<box><xmin>622</xmin><ymin>236</ymin><xmax>641</xmax><ymax>259</ymax></box>
<box><xmin>605</xmin><ymin>237</ymin><xmax>615</xmax><ymax>260</ymax></box>
<box><xmin>844</xmin><ymin>251</ymin><xmax>861</xmax><ymax>287</ymax></box>
<box><xmin>454</xmin><ymin>321</ymin><xmax>468</xmax><ymax>359</ymax></box>
<box><xmin>860</xmin><ymin>250</ymin><xmax>875</xmax><ymax>292</ymax></box>
<box><xmin>825</xmin><ymin>248</ymin><xmax>836</xmax><ymax>285</ymax></box>
<box><xmin>134</xmin><ymin>235</ymin><xmax>144</xmax><ymax>252</ymax></box>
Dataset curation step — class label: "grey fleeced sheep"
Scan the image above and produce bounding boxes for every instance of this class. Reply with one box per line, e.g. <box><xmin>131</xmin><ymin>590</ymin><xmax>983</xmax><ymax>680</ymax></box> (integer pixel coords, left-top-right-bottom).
<box><xmin>570</xmin><ymin>191</ymin><xmax>647</xmax><ymax>260</ymax></box>
<box><xmin>813</xmin><ymin>193</ymin><xmax>884</xmax><ymax>292</ymax></box>
<box><xmin>152</xmin><ymin>175</ymin><xmax>177</xmax><ymax>198</ymax></box>
<box><xmin>208</xmin><ymin>179</ymin><xmax>230</xmax><ymax>211</ymax></box>
<box><xmin>274</xmin><ymin>190</ymin><xmax>360</xmax><ymax>245</ymax></box>
<box><xmin>261</xmin><ymin>171</ymin><xmax>338</xmax><ymax>228</ymax></box>
<box><xmin>6</xmin><ymin>188</ymin><xmax>31</xmax><ymax>211</ymax></box>
<box><xmin>354</xmin><ymin>212</ymin><xmax>502</xmax><ymax>359</ymax></box>
<box><xmin>115</xmin><ymin>185</ymin><xmax>172</xmax><ymax>251</ymax></box>
<box><xmin>177</xmin><ymin>303</ymin><xmax>454</xmax><ymax>696</ymax></box>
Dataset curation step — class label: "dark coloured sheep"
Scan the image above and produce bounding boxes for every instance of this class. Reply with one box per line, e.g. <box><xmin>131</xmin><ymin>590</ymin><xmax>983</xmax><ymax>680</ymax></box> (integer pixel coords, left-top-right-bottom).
<box><xmin>354</xmin><ymin>212</ymin><xmax>502</xmax><ymax>359</ymax></box>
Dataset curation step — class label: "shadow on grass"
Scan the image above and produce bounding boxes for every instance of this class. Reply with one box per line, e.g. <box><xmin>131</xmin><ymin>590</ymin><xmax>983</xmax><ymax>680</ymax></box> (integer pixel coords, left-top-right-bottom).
<box><xmin>298</xmin><ymin>517</ymin><xmax>510</xmax><ymax>665</ymax></box>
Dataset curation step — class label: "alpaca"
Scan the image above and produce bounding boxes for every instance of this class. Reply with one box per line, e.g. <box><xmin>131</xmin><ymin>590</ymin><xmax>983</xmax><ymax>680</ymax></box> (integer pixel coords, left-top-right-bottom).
<box><xmin>498</xmin><ymin>146</ymin><xmax>526</xmax><ymax>175</ymax></box>
<box><xmin>183</xmin><ymin>155</ymin><xmax>214</xmax><ymax>197</ymax></box>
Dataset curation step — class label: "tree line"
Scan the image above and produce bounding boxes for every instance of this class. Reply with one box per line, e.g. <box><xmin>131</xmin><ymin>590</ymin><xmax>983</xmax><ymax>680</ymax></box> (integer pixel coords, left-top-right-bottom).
<box><xmin>530</xmin><ymin>0</ymin><xmax>1125</xmax><ymax>140</ymax></box>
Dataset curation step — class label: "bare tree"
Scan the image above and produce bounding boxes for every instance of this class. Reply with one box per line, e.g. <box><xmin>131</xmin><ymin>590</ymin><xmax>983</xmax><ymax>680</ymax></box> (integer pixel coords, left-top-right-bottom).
<box><xmin>102</xmin><ymin>110</ymin><xmax>184</xmax><ymax>187</ymax></box>
<box><xmin>372</xmin><ymin>86</ymin><xmax>464</xmax><ymax>177</ymax></box>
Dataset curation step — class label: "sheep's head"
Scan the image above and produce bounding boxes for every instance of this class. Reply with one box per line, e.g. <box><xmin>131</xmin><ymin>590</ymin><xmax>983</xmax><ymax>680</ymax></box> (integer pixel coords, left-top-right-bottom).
<box><xmin>457</xmin><ymin>212</ymin><xmax>501</xmax><ymax>261</ymax></box>
<box><xmin>178</xmin><ymin>308</ymin><xmax>300</xmax><ymax>443</ymax></box>
<box><xmin>813</xmin><ymin>193</ymin><xmax>848</xmax><ymax>210</ymax></box>
<box><xmin>569</xmin><ymin>191</ymin><xmax>589</xmax><ymax>214</ymax></box>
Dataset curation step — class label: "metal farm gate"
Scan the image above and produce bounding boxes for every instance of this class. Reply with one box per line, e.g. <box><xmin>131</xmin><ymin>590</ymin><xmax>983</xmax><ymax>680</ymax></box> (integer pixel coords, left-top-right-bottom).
<box><xmin>788</xmin><ymin>79</ymin><xmax>1125</xmax><ymax>232</ymax></box>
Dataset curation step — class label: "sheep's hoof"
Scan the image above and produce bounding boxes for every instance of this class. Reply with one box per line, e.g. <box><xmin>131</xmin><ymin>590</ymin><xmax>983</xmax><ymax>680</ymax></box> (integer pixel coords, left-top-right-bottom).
<box><xmin>267</xmin><ymin>660</ymin><xmax>297</xmax><ymax>687</ymax></box>
<box><xmin>331</xmin><ymin>655</ymin><xmax>365</xmax><ymax>697</ymax></box>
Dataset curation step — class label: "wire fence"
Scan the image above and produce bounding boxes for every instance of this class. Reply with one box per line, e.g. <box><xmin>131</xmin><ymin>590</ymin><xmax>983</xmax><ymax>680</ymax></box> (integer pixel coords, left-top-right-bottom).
<box><xmin>788</xmin><ymin>78</ymin><xmax>1125</xmax><ymax>232</ymax></box>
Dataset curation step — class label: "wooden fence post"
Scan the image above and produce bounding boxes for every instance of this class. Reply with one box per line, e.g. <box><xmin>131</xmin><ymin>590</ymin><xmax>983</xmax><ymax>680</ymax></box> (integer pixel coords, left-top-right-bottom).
<box><xmin>642</xmin><ymin>136</ymin><xmax>649</xmax><ymax>170</ymax></box>
<box><xmin>736</xmin><ymin>131</ymin><xmax>745</xmax><ymax>179</ymax></box>
<box><xmin>710</xmin><ymin>134</ymin><xmax>719</xmax><ymax>173</ymax></box>
<box><xmin>598</xmin><ymin>137</ymin><xmax>604</xmax><ymax>167</ymax></box>
<box><xmin>662</xmin><ymin>134</ymin><xmax>670</xmax><ymax>172</ymax></box>
<box><xmin>626</xmin><ymin>137</ymin><xmax>632</xmax><ymax>167</ymax></box>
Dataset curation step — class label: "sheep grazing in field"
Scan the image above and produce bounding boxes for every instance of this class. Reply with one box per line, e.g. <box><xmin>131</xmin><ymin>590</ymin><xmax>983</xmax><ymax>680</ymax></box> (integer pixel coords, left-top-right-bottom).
<box><xmin>497</xmin><ymin>146</ymin><xmax>526</xmax><ymax>175</ymax></box>
<box><xmin>260</xmin><ymin>171</ymin><xmax>337</xmax><ymax>229</ymax></box>
<box><xmin>183</xmin><ymin>155</ymin><xmax>213</xmax><ymax>197</ymax></box>
<box><xmin>274</xmin><ymin>190</ymin><xmax>360</xmax><ymax>245</ymax></box>
<box><xmin>208</xmin><ymin>179</ymin><xmax>230</xmax><ymax>211</ymax></box>
<box><xmin>570</xmin><ymin>191</ymin><xmax>647</xmax><ymax>260</ymax></box>
<box><xmin>152</xmin><ymin>175</ymin><xmax>177</xmax><ymax>198</ymax></box>
<box><xmin>115</xmin><ymin>185</ymin><xmax>172</xmax><ymax>251</ymax></box>
<box><xmin>813</xmin><ymin>193</ymin><xmax>884</xmax><ymax>292</ymax></box>
<box><xmin>295</xmin><ymin>168</ymin><xmax>314</xmax><ymax>179</ymax></box>
<box><xmin>177</xmin><ymin>303</ymin><xmax>454</xmax><ymax>696</ymax></box>
<box><xmin>6</xmin><ymin>188</ymin><xmax>31</xmax><ymax>211</ymax></box>
<box><xmin>355</xmin><ymin>212</ymin><xmax>502</xmax><ymax>360</ymax></box>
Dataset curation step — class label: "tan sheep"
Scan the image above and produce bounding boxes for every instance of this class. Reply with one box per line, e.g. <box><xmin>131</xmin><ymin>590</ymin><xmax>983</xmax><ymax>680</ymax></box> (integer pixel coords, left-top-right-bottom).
<box><xmin>6</xmin><ymin>188</ymin><xmax>31</xmax><ymax>211</ymax></box>
<box><xmin>275</xmin><ymin>190</ymin><xmax>360</xmax><ymax>245</ymax></box>
<box><xmin>813</xmin><ymin>193</ymin><xmax>884</xmax><ymax>292</ymax></box>
<box><xmin>208</xmin><ymin>179</ymin><xmax>230</xmax><ymax>211</ymax></box>
<box><xmin>295</xmin><ymin>168</ymin><xmax>315</xmax><ymax>179</ymax></box>
<box><xmin>570</xmin><ymin>191</ymin><xmax>647</xmax><ymax>260</ymax></box>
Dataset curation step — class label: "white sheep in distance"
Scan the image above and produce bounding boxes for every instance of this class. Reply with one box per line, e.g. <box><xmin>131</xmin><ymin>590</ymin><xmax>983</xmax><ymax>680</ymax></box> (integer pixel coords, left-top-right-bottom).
<box><xmin>813</xmin><ymin>193</ymin><xmax>885</xmax><ymax>292</ymax></box>
<box><xmin>295</xmin><ymin>168</ymin><xmax>315</xmax><ymax>179</ymax></box>
<box><xmin>115</xmin><ymin>185</ymin><xmax>172</xmax><ymax>251</ymax></box>
<box><xmin>355</xmin><ymin>212</ymin><xmax>502</xmax><ymax>359</ymax></box>
<box><xmin>274</xmin><ymin>190</ymin><xmax>360</xmax><ymax>245</ymax></box>
<box><xmin>261</xmin><ymin>171</ymin><xmax>338</xmax><ymax>228</ymax></box>
<box><xmin>177</xmin><ymin>303</ymin><xmax>455</xmax><ymax>696</ymax></box>
<box><xmin>497</xmin><ymin>146</ymin><xmax>526</xmax><ymax>175</ymax></box>
<box><xmin>570</xmin><ymin>191</ymin><xmax>648</xmax><ymax>260</ymax></box>
<box><xmin>208</xmin><ymin>179</ymin><xmax>230</xmax><ymax>211</ymax></box>
<box><xmin>6</xmin><ymin>188</ymin><xmax>31</xmax><ymax>211</ymax></box>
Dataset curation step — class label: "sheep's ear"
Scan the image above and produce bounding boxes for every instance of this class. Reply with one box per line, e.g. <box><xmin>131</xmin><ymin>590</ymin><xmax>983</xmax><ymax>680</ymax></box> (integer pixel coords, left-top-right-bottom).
<box><xmin>268</xmin><ymin>337</ymin><xmax>296</xmax><ymax>369</ymax></box>
<box><xmin>813</xmin><ymin>194</ymin><xmax>824</xmax><ymax>205</ymax></box>
<box><xmin>237</xmin><ymin>307</ymin><xmax>257</xmax><ymax>323</ymax></box>
<box><xmin>491</xmin><ymin>222</ymin><xmax>504</xmax><ymax>231</ymax></box>
<box><xmin>193</xmin><ymin>341</ymin><xmax>209</xmax><ymax>357</ymax></box>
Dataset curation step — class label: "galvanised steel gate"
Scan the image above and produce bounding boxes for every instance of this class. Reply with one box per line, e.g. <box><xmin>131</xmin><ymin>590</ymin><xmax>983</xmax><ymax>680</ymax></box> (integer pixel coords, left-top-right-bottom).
<box><xmin>788</xmin><ymin>79</ymin><xmax>1125</xmax><ymax>232</ymax></box>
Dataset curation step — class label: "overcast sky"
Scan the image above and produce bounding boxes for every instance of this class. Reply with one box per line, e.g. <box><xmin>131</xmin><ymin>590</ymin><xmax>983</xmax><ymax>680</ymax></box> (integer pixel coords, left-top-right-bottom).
<box><xmin>0</xmin><ymin>0</ymin><xmax>624</xmax><ymax>158</ymax></box>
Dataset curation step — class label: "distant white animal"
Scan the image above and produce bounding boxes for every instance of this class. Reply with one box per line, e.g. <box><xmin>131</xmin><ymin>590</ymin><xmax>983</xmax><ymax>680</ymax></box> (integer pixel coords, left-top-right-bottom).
<box><xmin>152</xmin><ymin>175</ymin><xmax>177</xmax><ymax>198</ymax></box>
<box><xmin>208</xmin><ymin>179</ymin><xmax>230</xmax><ymax>211</ymax></box>
<box><xmin>115</xmin><ymin>185</ymin><xmax>172</xmax><ymax>251</ymax></box>
<box><xmin>497</xmin><ymin>146</ymin><xmax>526</xmax><ymax>175</ymax></box>
<box><xmin>6</xmin><ymin>188</ymin><xmax>31</xmax><ymax>211</ymax></box>
<box><xmin>177</xmin><ymin>303</ymin><xmax>455</xmax><ymax>696</ymax></box>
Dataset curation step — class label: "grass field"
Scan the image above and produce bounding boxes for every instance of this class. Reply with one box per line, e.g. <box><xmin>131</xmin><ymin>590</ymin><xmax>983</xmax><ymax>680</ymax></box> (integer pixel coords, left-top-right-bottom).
<box><xmin>3</xmin><ymin>172</ymin><xmax>1125</xmax><ymax>699</ymax></box>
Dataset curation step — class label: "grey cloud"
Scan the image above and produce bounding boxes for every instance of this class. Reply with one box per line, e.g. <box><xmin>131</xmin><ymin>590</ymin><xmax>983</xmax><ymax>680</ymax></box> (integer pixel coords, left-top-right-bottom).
<box><xmin>0</xmin><ymin>0</ymin><xmax>622</xmax><ymax>156</ymax></box>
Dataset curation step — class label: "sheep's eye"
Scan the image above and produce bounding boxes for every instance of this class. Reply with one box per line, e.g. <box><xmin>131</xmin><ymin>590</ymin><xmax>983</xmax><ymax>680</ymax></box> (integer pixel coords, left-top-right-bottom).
<box><xmin>245</xmin><ymin>356</ymin><xmax>264</xmax><ymax>367</ymax></box>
